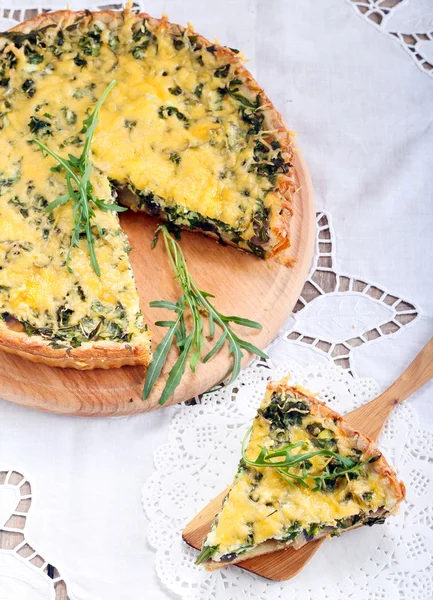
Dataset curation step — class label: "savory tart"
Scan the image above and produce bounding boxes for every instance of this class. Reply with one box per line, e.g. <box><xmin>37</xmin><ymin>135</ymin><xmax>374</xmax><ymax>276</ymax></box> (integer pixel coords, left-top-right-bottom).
<box><xmin>196</xmin><ymin>378</ymin><xmax>405</xmax><ymax>569</ymax></box>
<box><xmin>0</xmin><ymin>8</ymin><xmax>295</xmax><ymax>368</ymax></box>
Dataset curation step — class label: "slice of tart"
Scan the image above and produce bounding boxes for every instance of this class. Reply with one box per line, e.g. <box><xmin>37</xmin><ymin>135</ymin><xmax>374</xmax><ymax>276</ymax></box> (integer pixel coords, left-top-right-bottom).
<box><xmin>195</xmin><ymin>378</ymin><xmax>405</xmax><ymax>569</ymax></box>
<box><xmin>0</xmin><ymin>168</ymin><xmax>151</xmax><ymax>369</ymax></box>
<box><xmin>0</xmin><ymin>8</ymin><xmax>295</xmax><ymax>368</ymax></box>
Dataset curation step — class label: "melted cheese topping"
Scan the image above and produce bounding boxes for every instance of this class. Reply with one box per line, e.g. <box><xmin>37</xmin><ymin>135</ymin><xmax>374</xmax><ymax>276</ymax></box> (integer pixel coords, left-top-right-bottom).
<box><xmin>0</xmin><ymin>12</ymin><xmax>286</xmax><ymax>345</ymax></box>
<box><xmin>205</xmin><ymin>388</ymin><xmax>398</xmax><ymax>559</ymax></box>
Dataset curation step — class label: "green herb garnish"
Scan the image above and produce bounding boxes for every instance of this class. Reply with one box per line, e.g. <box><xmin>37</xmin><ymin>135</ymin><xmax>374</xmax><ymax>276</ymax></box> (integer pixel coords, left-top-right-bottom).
<box><xmin>195</xmin><ymin>545</ymin><xmax>219</xmax><ymax>566</ymax></box>
<box><xmin>143</xmin><ymin>225</ymin><xmax>268</xmax><ymax>405</ymax></box>
<box><xmin>32</xmin><ymin>80</ymin><xmax>127</xmax><ymax>276</ymax></box>
<box><xmin>241</xmin><ymin>426</ymin><xmax>381</xmax><ymax>492</ymax></box>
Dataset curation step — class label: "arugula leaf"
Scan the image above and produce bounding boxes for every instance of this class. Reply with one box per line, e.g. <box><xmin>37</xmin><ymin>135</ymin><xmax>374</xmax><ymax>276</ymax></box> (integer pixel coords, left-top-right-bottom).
<box><xmin>32</xmin><ymin>80</ymin><xmax>124</xmax><ymax>276</ymax></box>
<box><xmin>241</xmin><ymin>426</ymin><xmax>381</xmax><ymax>492</ymax></box>
<box><xmin>143</xmin><ymin>226</ymin><xmax>268</xmax><ymax>404</ymax></box>
<box><xmin>142</xmin><ymin>316</ymin><xmax>181</xmax><ymax>400</ymax></box>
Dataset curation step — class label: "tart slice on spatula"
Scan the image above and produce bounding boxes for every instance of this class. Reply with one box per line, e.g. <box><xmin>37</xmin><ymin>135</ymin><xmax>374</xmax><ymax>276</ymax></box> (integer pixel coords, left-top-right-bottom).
<box><xmin>195</xmin><ymin>377</ymin><xmax>405</xmax><ymax>570</ymax></box>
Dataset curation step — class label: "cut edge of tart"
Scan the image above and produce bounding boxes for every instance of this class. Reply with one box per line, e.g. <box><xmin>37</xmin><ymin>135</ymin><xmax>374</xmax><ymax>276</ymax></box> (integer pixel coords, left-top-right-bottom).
<box><xmin>195</xmin><ymin>377</ymin><xmax>406</xmax><ymax>570</ymax></box>
<box><xmin>0</xmin><ymin>314</ymin><xmax>152</xmax><ymax>369</ymax></box>
<box><xmin>0</xmin><ymin>7</ymin><xmax>297</xmax><ymax>369</ymax></box>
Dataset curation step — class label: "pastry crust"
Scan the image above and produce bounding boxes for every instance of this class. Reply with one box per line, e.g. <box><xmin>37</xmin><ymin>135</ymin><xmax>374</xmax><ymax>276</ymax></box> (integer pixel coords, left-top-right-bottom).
<box><xmin>1</xmin><ymin>8</ymin><xmax>296</xmax><ymax>368</ymax></box>
<box><xmin>200</xmin><ymin>380</ymin><xmax>406</xmax><ymax>570</ymax></box>
<box><xmin>0</xmin><ymin>322</ymin><xmax>152</xmax><ymax>369</ymax></box>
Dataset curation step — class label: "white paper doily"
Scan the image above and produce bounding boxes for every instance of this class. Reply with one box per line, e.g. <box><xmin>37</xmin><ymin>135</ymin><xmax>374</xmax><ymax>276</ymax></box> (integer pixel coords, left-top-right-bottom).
<box><xmin>143</xmin><ymin>358</ymin><xmax>433</xmax><ymax>600</ymax></box>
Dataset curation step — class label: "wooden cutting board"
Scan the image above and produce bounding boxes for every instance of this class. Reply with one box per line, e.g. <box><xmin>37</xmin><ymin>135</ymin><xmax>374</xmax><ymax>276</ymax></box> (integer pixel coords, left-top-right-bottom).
<box><xmin>0</xmin><ymin>149</ymin><xmax>315</xmax><ymax>415</ymax></box>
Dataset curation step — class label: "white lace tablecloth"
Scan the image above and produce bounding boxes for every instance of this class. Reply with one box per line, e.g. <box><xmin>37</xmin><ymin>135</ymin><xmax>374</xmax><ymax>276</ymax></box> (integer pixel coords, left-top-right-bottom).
<box><xmin>0</xmin><ymin>1</ymin><xmax>432</xmax><ymax>599</ymax></box>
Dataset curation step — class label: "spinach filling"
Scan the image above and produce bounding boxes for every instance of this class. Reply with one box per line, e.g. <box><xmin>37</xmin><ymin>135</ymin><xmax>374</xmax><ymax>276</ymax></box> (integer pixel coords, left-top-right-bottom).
<box><xmin>280</xmin><ymin>521</ymin><xmax>302</xmax><ymax>542</ymax></box>
<box><xmin>129</xmin><ymin>187</ymin><xmax>269</xmax><ymax>256</ymax></box>
<box><xmin>1</xmin><ymin>300</ymin><xmax>145</xmax><ymax>349</ymax></box>
<box><xmin>7</xmin><ymin>191</ymin><xmax>54</xmax><ymax>240</ymax></box>
<box><xmin>259</xmin><ymin>392</ymin><xmax>311</xmax><ymax>429</ymax></box>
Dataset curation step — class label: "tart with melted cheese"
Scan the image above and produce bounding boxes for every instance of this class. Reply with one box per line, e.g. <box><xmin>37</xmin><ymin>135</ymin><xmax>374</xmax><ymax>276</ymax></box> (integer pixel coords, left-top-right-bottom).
<box><xmin>196</xmin><ymin>378</ymin><xmax>405</xmax><ymax>569</ymax></box>
<box><xmin>0</xmin><ymin>8</ymin><xmax>295</xmax><ymax>368</ymax></box>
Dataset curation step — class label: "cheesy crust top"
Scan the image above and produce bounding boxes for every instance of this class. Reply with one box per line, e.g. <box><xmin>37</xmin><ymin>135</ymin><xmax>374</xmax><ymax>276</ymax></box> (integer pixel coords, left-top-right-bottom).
<box><xmin>0</xmin><ymin>11</ymin><xmax>292</xmax><ymax>349</ymax></box>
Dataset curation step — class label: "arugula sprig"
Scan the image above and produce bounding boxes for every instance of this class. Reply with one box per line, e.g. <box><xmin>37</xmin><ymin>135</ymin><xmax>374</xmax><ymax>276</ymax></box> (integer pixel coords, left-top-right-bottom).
<box><xmin>32</xmin><ymin>80</ymin><xmax>127</xmax><ymax>276</ymax></box>
<box><xmin>241</xmin><ymin>426</ymin><xmax>381</xmax><ymax>492</ymax></box>
<box><xmin>143</xmin><ymin>225</ymin><xmax>268</xmax><ymax>405</ymax></box>
<box><xmin>195</xmin><ymin>545</ymin><xmax>219</xmax><ymax>566</ymax></box>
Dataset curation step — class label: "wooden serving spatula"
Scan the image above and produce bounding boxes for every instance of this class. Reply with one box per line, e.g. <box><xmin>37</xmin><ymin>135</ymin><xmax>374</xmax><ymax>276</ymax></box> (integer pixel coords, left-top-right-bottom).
<box><xmin>182</xmin><ymin>337</ymin><xmax>433</xmax><ymax>581</ymax></box>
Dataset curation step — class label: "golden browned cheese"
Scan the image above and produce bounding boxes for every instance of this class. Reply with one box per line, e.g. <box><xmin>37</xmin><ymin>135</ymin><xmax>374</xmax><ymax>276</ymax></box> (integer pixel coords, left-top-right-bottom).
<box><xmin>0</xmin><ymin>11</ymin><xmax>291</xmax><ymax>350</ymax></box>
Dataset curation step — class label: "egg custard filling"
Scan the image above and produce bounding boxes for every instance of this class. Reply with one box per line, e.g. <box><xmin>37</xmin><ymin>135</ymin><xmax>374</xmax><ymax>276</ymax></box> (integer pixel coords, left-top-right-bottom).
<box><xmin>196</xmin><ymin>378</ymin><xmax>405</xmax><ymax>569</ymax></box>
<box><xmin>0</xmin><ymin>10</ymin><xmax>294</xmax><ymax>365</ymax></box>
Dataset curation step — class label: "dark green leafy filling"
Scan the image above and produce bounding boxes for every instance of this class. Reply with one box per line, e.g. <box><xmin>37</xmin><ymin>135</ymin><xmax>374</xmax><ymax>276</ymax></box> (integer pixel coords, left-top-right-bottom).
<box><xmin>280</xmin><ymin>521</ymin><xmax>301</xmax><ymax>541</ymax></box>
<box><xmin>129</xmin><ymin>186</ymin><xmax>266</xmax><ymax>257</ymax></box>
<box><xmin>1</xmin><ymin>300</ymin><xmax>145</xmax><ymax>349</ymax></box>
<box><xmin>259</xmin><ymin>393</ymin><xmax>311</xmax><ymax>428</ymax></box>
<box><xmin>131</xmin><ymin>20</ymin><xmax>157</xmax><ymax>59</ymax></box>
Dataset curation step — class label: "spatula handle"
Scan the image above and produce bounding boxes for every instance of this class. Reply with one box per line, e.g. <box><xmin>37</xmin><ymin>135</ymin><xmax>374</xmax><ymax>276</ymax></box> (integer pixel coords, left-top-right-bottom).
<box><xmin>378</xmin><ymin>336</ymin><xmax>433</xmax><ymax>404</ymax></box>
<box><xmin>346</xmin><ymin>336</ymin><xmax>433</xmax><ymax>440</ymax></box>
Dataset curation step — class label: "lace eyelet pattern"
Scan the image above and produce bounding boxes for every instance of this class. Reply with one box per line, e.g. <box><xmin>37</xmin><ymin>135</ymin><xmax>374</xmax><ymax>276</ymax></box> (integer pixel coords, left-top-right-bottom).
<box><xmin>0</xmin><ymin>470</ymin><xmax>71</xmax><ymax>599</ymax></box>
<box><xmin>347</xmin><ymin>0</ymin><xmax>433</xmax><ymax>76</ymax></box>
